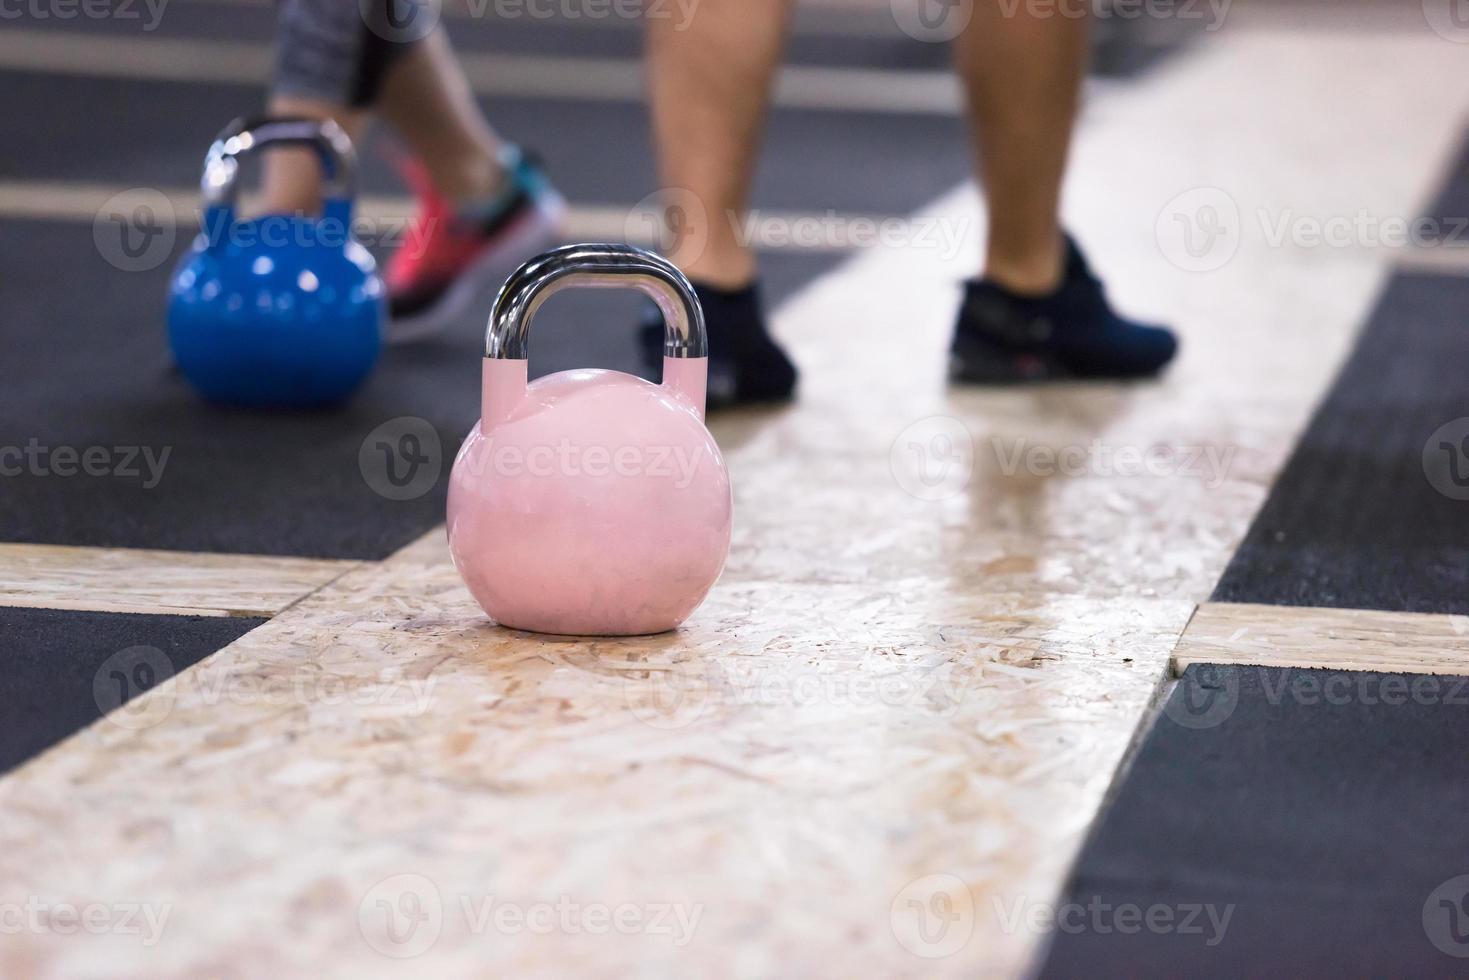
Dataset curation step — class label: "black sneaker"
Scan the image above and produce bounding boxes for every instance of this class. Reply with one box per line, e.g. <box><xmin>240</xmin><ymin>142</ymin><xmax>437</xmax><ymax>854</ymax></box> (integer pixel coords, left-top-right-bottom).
<box><xmin>639</xmin><ymin>280</ymin><xmax>798</xmax><ymax>411</ymax></box>
<box><xmin>950</xmin><ymin>236</ymin><xmax>1178</xmax><ymax>383</ymax></box>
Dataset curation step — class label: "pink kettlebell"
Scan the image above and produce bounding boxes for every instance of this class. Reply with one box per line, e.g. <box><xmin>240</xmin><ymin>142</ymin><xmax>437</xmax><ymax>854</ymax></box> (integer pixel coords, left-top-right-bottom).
<box><xmin>447</xmin><ymin>243</ymin><xmax>732</xmax><ymax>636</ymax></box>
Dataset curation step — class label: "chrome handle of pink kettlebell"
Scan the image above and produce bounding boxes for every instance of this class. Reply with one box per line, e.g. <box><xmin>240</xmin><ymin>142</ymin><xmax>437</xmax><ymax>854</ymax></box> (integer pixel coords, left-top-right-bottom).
<box><xmin>201</xmin><ymin>116</ymin><xmax>357</xmax><ymax>210</ymax></box>
<box><xmin>487</xmin><ymin>243</ymin><xmax>706</xmax><ymax>359</ymax></box>
<box><xmin>483</xmin><ymin>244</ymin><xmax>708</xmax><ymax>422</ymax></box>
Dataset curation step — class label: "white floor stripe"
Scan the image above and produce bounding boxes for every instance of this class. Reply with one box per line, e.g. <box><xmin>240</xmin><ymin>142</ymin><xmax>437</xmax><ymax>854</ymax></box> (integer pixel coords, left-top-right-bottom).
<box><xmin>0</xmin><ymin>180</ymin><xmax>904</xmax><ymax>254</ymax></box>
<box><xmin>173</xmin><ymin>0</ymin><xmax>911</xmax><ymax>40</ymax></box>
<box><xmin>1394</xmin><ymin>243</ymin><xmax>1469</xmax><ymax>277</ymax></box>
<box><xmin>8</xmin><ymin>176</ymin><xmax>1461</xmax><ymax>271</ymax></box>
<box><xmin>0</xmin><ymin>28</ymin><xmax>962</xmax><ymax>114</ymax></box>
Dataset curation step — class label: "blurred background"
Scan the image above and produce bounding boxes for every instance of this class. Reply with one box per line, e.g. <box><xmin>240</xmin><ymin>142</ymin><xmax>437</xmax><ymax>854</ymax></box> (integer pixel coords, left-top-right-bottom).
<box><xmin>2</xmin><ymin>0</ymin><xmax>1207</xmax><ymax>374</ymax></box>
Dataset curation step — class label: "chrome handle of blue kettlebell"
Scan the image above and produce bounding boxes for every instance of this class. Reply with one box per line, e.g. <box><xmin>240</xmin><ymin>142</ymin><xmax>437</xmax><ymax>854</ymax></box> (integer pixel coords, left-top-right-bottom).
<box><xmin>486</xmin><ymin>243</ymin><xmax>707</xmax><ymax>360</ymax></box>
<box><xmin>200</xmin><ymin>116</ymin><xmax>357</xmax><ymax>209</ymax></box>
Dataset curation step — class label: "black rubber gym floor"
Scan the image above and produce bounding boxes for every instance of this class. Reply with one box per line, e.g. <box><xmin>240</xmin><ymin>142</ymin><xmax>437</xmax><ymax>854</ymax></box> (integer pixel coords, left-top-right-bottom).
<box><xmin>0</xmin><ymin>219</ymin><xmax>838</xmax><ymax>558</ymax></box>
<box><xmin>0</xmin><ymin>70</ymin><xmax>972</xmax><ymax>216</ymax></box>
<box><xmin>1038</xmin><ymin>663</ymin><xmax>1469</xmax><ymax>978</ymax></box>
<box><xmin>22</xmin><ymin>1</ymin><xmax>956</xmax><ymax>70</ymax></box>
<box><xmin>1420</xmin><ymin>127</ymin><xmax>1469</xmax><ymax>246</ymax></box>
<box><xmin>1212</xmin><ymin>272</ymin><xmax>1469</xmax><ymax>615</ymax></box>
<box><xmin>9</xmin><ymin>1</ymin><xmax>1184</xmax><ymax>78</ymax></box>
<box><xmin>0</xmin><ymin>606</ymin><xmax>265</xmax><ymax>776</ymax></box>
<box><xmin>1</xmin><ymin>16</ymin><xmax>969</xmax><ymax>558</ymax></box>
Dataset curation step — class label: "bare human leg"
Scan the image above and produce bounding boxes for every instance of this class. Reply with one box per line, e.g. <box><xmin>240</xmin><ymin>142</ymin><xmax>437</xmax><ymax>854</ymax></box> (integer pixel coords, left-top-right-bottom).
<box><xmin>261</xmin><ymin>28</ymin><xmax>508</xmax><ymax>214</ymax></box>
<box><xmin>953</xmin><ymin>2</ymin><xmax>1088</xmax><ymax>294</ymax></box>
<box><xmin>645</xmin><ymin>0</ymin><xmax>795</xmax><ymax>288</ymax></box>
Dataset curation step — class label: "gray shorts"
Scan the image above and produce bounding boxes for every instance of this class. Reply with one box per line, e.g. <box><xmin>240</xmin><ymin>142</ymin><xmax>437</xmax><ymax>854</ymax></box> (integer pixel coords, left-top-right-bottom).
<box><xmin>273</xmin><ymin>0</ymin><xmax>430</xmax><ymax>108</ymax></box>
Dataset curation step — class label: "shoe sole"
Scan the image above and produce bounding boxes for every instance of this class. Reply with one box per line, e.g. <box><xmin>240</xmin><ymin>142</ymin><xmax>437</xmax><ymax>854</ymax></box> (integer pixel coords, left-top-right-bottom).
<box><xmin>706</xmin><ymin>391</ymin><xmax>798</xmax><ymax>413</ymax></box>
<box><xmin>386</xmin><ymin>191</ymin><xmax>569</xmax><ymax>346</ymax></box>
<box><xmin>948</xmin><ymin>351</ymin><xmax>1177</xmax><ymax>385</ymax></box>
<box><xmin>948</xmin><ymin>350</ymin><xmax>1071</xmax><ymax>385</ymax></box>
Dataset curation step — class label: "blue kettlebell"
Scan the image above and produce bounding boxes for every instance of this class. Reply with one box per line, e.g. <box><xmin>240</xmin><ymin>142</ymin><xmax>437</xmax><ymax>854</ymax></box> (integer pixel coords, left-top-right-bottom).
<box><xmin>168</xmin><ymin>117</ymin><xmax>384</xmax><ymax>408</ymax></box>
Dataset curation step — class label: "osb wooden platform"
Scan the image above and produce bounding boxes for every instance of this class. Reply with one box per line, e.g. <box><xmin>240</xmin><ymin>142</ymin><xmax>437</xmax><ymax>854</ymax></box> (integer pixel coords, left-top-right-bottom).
<box><xmin>3</xmin><ymin>24</ymin><xmax>1467</xmax><ymax>980</ymax></box>
<box><xmin>0</xmin><ymin>543</ymin><xmax>359</xmax><ymax>617</ymax></box>
<box><xmin>1174</xmin><ymin>602</ymin><xmax>1469</xmax><ymax>677</ymax></box>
